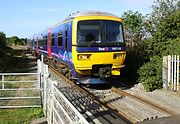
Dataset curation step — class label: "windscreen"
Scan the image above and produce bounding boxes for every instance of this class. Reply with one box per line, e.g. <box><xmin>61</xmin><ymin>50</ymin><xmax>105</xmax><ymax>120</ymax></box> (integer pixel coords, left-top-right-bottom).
<box><xmin>77</xmin><ymin>20</ymin><xmax>124</xmax><ymax>47</ymax></box>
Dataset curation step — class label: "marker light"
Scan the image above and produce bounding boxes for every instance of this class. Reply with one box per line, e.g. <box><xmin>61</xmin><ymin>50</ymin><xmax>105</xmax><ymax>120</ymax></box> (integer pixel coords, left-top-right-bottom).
<box><xmin>113</xmin><ymin>53</ymin><xmax>123</xmax><ymax>59</ymax></box>
<box><xmin>77</xmin><ymin>54</ymin><xmax>91</xmax><ymax>60</ymax></box>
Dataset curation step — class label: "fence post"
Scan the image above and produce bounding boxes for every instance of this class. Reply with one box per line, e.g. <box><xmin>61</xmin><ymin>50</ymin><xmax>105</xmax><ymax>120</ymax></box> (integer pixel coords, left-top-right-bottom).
<box><xmin>163</xmin><ymin>56</ymin><xmax>168</xmax><ymax>90</ymax></box>
<box><xmin>171</xmin><ymin>55</ymin><xmax>174</xmax><ymax>90</ymax></box>
<box><xmin>174</xmin><ymin>55</ymin><xmax>177</xmax><ymax>91</ymax></box>
<box><xmin>177</xmin><ymin>55</ymin><xmax>179</xmax><ymax>91</ymax></box>
<box><xmin>37</xmin><ymin>59</ymin><xmax>41</xmax><ymax>89</ymax></box>
<box><xmin>43</xmin><ymin>64</ymin><xmax>49</xmax><ymax>116</ymax></box>
<box><xmin>167</xmin><ymin>55</ymin><xmax>171</xmax><ymax>87</ymax></box>
<box><xmin>2</xmin><ymin>75</ymin><xmax>4</xmax><ymax>89</ymax></box>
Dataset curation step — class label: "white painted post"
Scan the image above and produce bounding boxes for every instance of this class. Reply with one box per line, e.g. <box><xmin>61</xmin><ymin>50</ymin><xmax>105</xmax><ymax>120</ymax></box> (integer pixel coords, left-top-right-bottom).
<box><xmin>168</xmin><ymin>55</ymin><xmax>171</xmax><ymax>87</ymax></box>
<box><xmin>43</xmin><ymin>64</ymin><xmax>48</xmax><ymax>116</ymax></box>
<box><xmin>163</xmin><ymin>56</ymin><xmax>168</xmax><ymax>89</ymax></box>
<box><xmin>37</xmin><ymin>59</ymin><xmax>41</xmax><ymax>89</ymax></box>
<box><xmin>177</xmin><ymin>55</ymin><xmax>179</xmax><ymax>91</ymax></box>
<box><xmin>49</xmin><ymin>80</ymin><xmax>54</xmax><ymax>124</ymax></box>
<box><xmin>41</xmin><ymin>54</ymin><xmax>44</xmax><ymax>87</ymax></box>
<box><xmin>174</xmin><ymin>55</ymin><xmax>177</xmax><ymax>91</ymax></box>
<box><xmin>171</xmin><ymin>55</ymin><xmax>174</xmax><ymax>90</ymax></box>
<box><xmin>2</xmin><ymin>75</ymin><xmax>4</xmax><ymax>89</ymax></box>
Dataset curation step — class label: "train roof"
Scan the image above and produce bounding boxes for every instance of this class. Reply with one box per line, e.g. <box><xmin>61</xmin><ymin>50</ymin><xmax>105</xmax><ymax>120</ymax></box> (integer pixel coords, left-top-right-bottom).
<box><xmin>65</xmin><ymin>11</ymin><xmax>120</xmax><ymax>20</ymax></box>
<box><xmin>51</xmin><ymin>11</ymin><xmax>121</xmax><ymax>29</ymax></box>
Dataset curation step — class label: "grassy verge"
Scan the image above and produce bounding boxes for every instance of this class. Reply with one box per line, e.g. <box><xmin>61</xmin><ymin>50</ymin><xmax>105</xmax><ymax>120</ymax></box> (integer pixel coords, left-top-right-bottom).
<box><xmin>0</xmin><ymin>45</ymin><xmax>44</xmax><ymax>124</ymax></box>
<box><xmin>0</xmin><ymin>108</ymin><xmax>44</xmax><ymax>124</ymax></box>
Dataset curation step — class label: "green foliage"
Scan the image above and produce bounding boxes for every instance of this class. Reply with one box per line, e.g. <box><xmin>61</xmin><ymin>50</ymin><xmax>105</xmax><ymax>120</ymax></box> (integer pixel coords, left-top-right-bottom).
<box><xmin>7</xmin><ymin>36</ymin><xmax>19</xmax><ymax>45</ymax></box>
<box><xmin>121</xmin><ymin>11</ymin><xmax>148</xmax><ymax>80</ymax></box>
<box><xmin>122</xmin><ymin>11</ymin><xmax>144</xmax><ymax>48</ymax></box>
<box><xmin>138</xmin><ymin>56</ymin><xmax>162</xmax><ymax>91</ymax></box>
<box><xmin>0</xmin><ymin>32</ymin><xmax>6</xmax><ymax>55</ymax></box>
<box><xmin>6</xmin><ymin>36</ymin><xmax>26</xmax><ymax>45</ymax></box>
<box><xmin>138</xmin><ymin>0</ymin><xmax>180</xmax><ymax>91</ymax></box>
<box><xmin>163</xmin><ymin>38</ymin><xmax>180</xmax><ymax>55</ymax></box>
<box><xmin>145</xmin><ymin>0</ymin><xmax>179</xmax><ymax>35</ymax></box>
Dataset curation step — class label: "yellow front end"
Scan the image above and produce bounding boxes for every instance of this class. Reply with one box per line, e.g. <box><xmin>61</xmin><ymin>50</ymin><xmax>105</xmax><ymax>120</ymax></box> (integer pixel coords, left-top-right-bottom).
<box><xmin>73</xmin><ymin>50</ymin><xmax>126</xmax><ymax>75</ymax></box>
<box><xmin>72</xmin><ymin>15</ymin><xmax>126</xmax><ymax>76</ymax></box>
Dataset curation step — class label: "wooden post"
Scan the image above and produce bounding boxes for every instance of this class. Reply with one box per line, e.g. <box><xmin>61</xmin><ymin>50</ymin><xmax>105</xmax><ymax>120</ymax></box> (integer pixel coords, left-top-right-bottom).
<box><xmin>174</xmin><ymin>55</ymin><xmax>177</xmax><ymax>91</ymax></box>
<box><xmin>163</xmin><ymin>56</ymin><xmax>168</xmax><ymax>90</ymax></box>
<box><xmin>171</xmin><ymin>55</ymin><xmax>174</xmax><ymax>90</ymax></box>
<box><xmin>167</xmin><ymin>55</ymin><xmax>171</xmax><ymax>87</ymax></box>
<box><xmin>177</xmin><ymin>55</ymin><xmax>179</xmax><ymax>91</ymax></box>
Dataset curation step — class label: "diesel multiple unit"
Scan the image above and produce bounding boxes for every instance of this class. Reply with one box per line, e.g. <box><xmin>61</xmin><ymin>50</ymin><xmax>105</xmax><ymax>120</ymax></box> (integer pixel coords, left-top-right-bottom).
<box><xmin>30</xmin><ymin>11</ymin><xmax>126</xmax><ymax>84</ymax></box>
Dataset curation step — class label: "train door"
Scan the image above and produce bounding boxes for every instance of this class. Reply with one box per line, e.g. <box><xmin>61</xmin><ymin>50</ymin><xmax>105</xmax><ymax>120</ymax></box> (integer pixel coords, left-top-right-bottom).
<box><xmin>51</xmin><ymin>33</ymin><xmax>55</xmax><ymax>54</ymax></box>
<box><xmin>64</xmin><ymin>25</ymin><xmax>68</xmax><ymax>51</ymax></box>
<box><xmin>47</xmin><ymin>28</ymin><xmax>52</xmax><ymax>58</ymax></box>
<box><xmin>36</xmin><ymin>35</ymin><xmax>39</xmax><ymax>53</ymax></box>
<box><xmin>62</xmin><ymin>25</ymin><xmax>69</xmax><ymax>62</ymax></box>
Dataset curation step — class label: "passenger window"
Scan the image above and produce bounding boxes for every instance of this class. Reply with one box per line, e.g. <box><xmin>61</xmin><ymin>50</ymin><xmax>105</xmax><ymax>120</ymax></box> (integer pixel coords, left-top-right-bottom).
<box><xmin>58</xmin><ymin>32</ymin><xmax>63</xmax><ymax>46</ymax></box>
<box><xmin>51</xmin><ymin>34</ymin><xmax>55</xmax><ymax>46</ymax></box>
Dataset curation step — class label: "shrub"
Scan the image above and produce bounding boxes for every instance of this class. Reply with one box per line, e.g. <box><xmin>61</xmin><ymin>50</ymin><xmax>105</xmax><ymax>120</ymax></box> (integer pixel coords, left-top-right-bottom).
<box><xmin>138</xmin><ymin>56</ymin><xmax>162</xmax><ymax>91</ymax></box>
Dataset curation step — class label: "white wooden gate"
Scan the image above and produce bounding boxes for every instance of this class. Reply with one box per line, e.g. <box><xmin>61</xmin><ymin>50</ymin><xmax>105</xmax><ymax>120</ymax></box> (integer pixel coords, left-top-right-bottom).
<box><xmin>163</xmin><ymin>55</ymin><xmax>180</xmax><ymax>91</ymax></box>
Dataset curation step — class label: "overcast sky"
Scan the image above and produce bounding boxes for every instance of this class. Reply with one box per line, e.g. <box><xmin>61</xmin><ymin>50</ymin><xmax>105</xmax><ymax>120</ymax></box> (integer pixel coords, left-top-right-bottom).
<box><xmin>0</xmin><ymin>0</ymin><xmax>154</xmax><ymax>38</ymax></box>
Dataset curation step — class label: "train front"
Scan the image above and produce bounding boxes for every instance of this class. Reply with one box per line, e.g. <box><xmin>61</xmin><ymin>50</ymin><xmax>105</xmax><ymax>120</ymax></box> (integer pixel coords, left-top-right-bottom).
<box><xmin>71</xmin><ymin>12</ymin><xmax>126</xmax><ymax>84</ymax></box>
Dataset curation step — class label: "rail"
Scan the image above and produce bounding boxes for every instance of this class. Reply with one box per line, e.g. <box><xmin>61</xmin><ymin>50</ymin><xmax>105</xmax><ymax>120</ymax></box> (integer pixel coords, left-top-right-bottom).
<box><xmin>111</xmin><ymin>87</ymin><xmax>178</xmax><ymax>116</ymax></box>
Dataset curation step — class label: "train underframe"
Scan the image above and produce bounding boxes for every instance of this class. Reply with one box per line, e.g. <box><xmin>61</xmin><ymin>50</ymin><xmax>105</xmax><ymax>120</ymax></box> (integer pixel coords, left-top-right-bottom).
<box><xmin>38</xmin><ymin>54</ymin><xmax>116</xmax><ymax>84</ymax></box>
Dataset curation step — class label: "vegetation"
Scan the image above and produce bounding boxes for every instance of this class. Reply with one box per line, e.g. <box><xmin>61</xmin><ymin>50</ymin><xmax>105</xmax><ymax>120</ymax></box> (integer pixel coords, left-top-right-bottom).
<box><xmin>0</xmin><ymin>32</ymin><xmax>7</xmax><ymax>57</ymax></box>
<box><xmin>122</xmin><ymin>11</ymin><xmax>148</xmax><ymax>81</ymax></box>
<box><xmin>6</xmin><ymin>36</ymin><xmax>27</xmax><ymax>45</ymax></box>
<box><xmin>0</xmin><ymin>35</ymin><xmax>43</xmax><ymax>123</ymax></box>
<box><xmin>0</xmin><ymin>108</ymin><xmax>43</xmax><ymax>124</ymax></box>
<box><xmin>123</xmin><ymin>0</ymin><xmax>180</xmax><ymax>91</ymax></box>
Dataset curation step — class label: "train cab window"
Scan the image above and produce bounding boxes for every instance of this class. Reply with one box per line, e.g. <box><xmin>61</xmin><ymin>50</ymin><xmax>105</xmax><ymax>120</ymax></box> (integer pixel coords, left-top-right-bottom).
<box><xmin>65</xmin><ymin>26</ymin><xmax>68</xmax><ymax>50</ymax></box>
<box><xmin>58</xmin><ymin>32</ymin><xmax>63</xmax><ymax>46</ymax></box>
<box><xmin>51</xmin><ymin>34</ymin><xmax>55</xmax><ymax>46</ymax></box>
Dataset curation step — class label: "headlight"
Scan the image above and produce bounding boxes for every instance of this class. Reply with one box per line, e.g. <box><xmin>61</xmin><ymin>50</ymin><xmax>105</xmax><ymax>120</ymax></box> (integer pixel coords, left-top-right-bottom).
<box><xmin>77</xmin><ymin>54</ymin><xmax>91</xmax><ymax>60</ymax></box>
<box><xmin>113</xmin><ymin>53</ymin><xmax>123</xmax><ymax>59</ymax></box>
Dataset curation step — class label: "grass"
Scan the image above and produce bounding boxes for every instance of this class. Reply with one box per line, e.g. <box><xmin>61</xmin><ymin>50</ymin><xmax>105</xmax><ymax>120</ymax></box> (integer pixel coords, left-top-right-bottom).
<box><xmin>0</xmin><ymin>108</ymin><xmax>44</xmax><ymax>124</ymax></box>
<box><xmin>0</xmin><ymin>45</ymin><xmax>44</xmax><ymax>124</ymax></box>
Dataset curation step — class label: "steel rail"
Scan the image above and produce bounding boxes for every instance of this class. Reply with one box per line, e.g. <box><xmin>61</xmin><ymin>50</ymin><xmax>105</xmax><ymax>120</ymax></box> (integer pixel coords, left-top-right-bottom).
<box><xmin>111</xmin><ymin>87</ymin><xmax>178</xmax><ymax>116</ymax></box>
<box><xmin>49</xmin><ymin>65</ymin><xmax>134</xmax><ymax>124</ymax></box>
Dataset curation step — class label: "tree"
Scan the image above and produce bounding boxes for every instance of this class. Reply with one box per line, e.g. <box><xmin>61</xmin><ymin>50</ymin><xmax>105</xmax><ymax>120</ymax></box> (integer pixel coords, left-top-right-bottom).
<box><xmin>121</xmin><ymin>11</ymin><xmax>147</xmax><ymax>79</ymax></box>
<box><xmin>8</xmin><ymin>36</ymin><xmax>20</xmax><ymax>45</ymax></box>
<box><xmin>0</xmin><ymin>32</ymin><xmax>6</xmax><ymax>56</ymax></box>
<box><xmin>138</xmin><ymin>0</ymin><xmax>180</xmax><ymax>91</ymax></box>
<box><xmin>122</xmin><ymin>11</ymin><xmax>144</xmax><ymax>49</ymax></box>
<box><xmin>0</xmin><ymin>32</ymin><xmax>6</xmax><ymax>47</ymax></box>
<box><xmin>144</xmin><ymin>0</ymin><xmax>179</xmax><ymax>36</ymax></box>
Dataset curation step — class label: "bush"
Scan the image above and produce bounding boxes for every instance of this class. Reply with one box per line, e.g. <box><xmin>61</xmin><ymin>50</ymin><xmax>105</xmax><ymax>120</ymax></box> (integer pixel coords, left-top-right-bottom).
<box><xmin>138</xmin><ymin>38</ymin><xmax>180</xmax><ymax>91</ymax></box>
<box><xmin>138</xmin><ymin>56</ymin><xmax>162</xmax><ymax>91</ymax></box>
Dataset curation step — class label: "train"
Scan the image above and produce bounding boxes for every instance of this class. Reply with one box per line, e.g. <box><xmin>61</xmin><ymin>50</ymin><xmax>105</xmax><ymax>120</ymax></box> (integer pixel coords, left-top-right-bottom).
<box><xmin>29</xmin><ymin>11</ymin><xmax>126</xmax><ymax>84</ymax></box>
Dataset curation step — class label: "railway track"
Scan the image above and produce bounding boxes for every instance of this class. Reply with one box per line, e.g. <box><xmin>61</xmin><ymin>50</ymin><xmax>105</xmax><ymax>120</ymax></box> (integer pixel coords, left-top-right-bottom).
<box><xmin>48</xmin><ymin>65</ymin><xmax>179</xmax><ymax>124</ymax></box>
<box><xmin>49</xmin><ymin>65</ymin><xmax>132</xmax><ymax>124</ymax></box>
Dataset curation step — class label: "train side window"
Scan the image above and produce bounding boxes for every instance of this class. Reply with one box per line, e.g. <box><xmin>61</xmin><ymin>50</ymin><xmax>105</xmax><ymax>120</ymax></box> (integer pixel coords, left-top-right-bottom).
<box><xmin>58</xmin><ymin>31</ymin><xmax>63</xmax><ymax>46</ymax></box>
<box><xmin>43</xmin><ymin>36</ymin><xmax>47</xmax><ymax>45</ymax></box>
<box><xmin>51</xmin><ymin>34</ymin><xmax>55</xmax><ymax>46</ymax></box>
<box><xmin>65</xmin><ymin>26</ymin><xmax>68</xmax><ymax>50</ymax></box>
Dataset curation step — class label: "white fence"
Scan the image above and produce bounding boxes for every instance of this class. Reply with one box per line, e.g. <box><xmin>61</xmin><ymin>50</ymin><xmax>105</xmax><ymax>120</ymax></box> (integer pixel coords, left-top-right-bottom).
<box><xmin>0</xmin><ymin>72</ymin><xmax>41</xmax><ymax>108</ymax></box>
<box><xmin>163</xmin><ymin>55</ymin><xmax>180</xmax><ymax>91</ymax></box>
<box><xmin>39</xmin><ymin>59</ymin><xmax>89</xmax><ymax>124</ymax></box>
